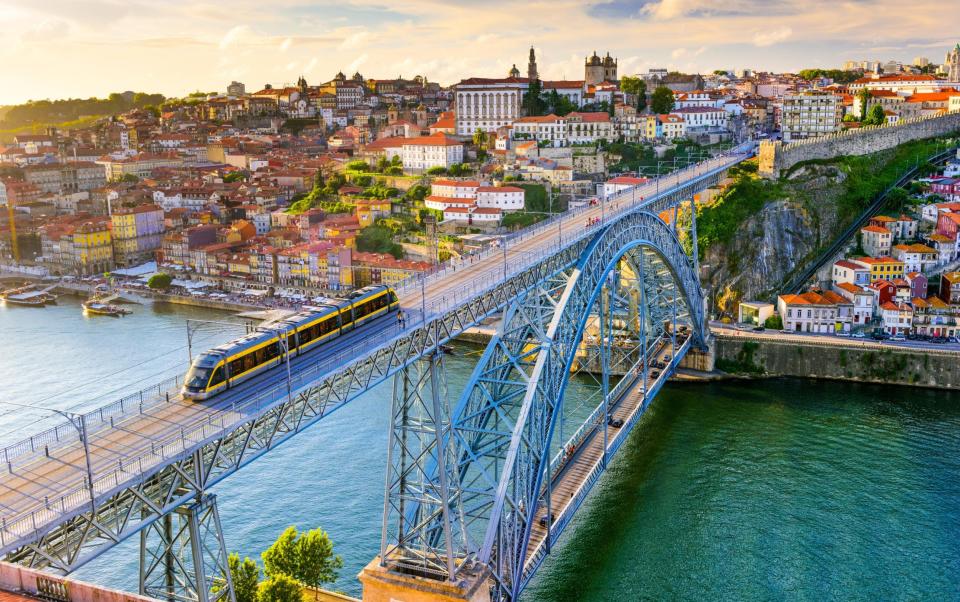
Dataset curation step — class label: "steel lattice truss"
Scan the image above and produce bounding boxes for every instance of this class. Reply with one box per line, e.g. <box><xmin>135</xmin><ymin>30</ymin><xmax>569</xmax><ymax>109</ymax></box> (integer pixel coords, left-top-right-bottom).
<box><xmin>446</xmin><ymin>211</ymin><xmax>704</xmax><ymax>601</ymax></box>
<box><xmin>3</xmin><ymin>159</ymin><xmax>725</xmax><ymax>592</ymax></box>
<box><xmin>380</xmin><ymin>350</ymin><xmax>468</xmax><ymax>581</ymax></box>
<box><xmin>2</xmin><ymin>229</ymin><xmax>588</xmax><ymax>572</ymax></box>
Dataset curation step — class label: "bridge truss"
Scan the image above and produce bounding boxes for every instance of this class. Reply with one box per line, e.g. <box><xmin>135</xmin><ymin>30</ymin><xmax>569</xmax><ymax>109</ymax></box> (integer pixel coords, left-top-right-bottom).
<box><xmin>381</xmin><ymin>210</ymin><xmax>705</xmax><ymax>600</ymax></box>
<box><xmin>2</xmin><ymin>152</ymin><xmax>739</xmax><ymax>602</ymax></box>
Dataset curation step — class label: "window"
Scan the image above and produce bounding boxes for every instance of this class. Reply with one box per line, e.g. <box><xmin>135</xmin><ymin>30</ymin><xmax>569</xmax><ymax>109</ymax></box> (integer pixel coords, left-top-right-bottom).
<box><xmin>210</xmin><ymin>366</ymin><xmax>225</xmax><ymax>387</ymax></box>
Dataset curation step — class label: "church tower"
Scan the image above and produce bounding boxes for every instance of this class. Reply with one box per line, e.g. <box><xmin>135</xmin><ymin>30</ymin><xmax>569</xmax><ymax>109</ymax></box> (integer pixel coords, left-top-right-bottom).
<box><xmin>527</xmin><ymin>46</ymin><xmax>539</xmax><ymax>81</ymax></box>
<box><xmin>948</xmin><ymin>43</ymin><xmax>960</xmax><ymax>81</ymax></box>
<box><xmin>509</xmin><ymin>64</ymin><xmax>520</xmax><ymax>78</ymax></box>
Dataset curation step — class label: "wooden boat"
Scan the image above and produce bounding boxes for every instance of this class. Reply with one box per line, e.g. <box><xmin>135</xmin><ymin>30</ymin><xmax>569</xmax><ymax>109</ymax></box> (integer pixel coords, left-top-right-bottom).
<box><xmin>82</xmin><ymin>300</ymin><xmax>131</xmax><ymax>317</ymax></box>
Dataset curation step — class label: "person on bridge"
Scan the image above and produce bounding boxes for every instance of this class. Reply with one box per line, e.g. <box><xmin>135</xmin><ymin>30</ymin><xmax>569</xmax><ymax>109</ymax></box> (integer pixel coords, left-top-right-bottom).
<box><xmin>397</xmin><ymin>310</ymin><xmax>406</xmax><ymax>329</ymax></box>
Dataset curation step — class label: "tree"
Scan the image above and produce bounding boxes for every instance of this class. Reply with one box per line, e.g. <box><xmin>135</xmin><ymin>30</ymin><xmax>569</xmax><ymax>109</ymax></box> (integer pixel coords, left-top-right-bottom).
<box><xmin>472</xmin><ymin>128</ymin><xmax>487</xmax><ymax>148</ymax></box>
<box><xmin>864</xmin><ymin>104</ymin><xmax>886</xmax><ymax>126</ymax></box>
<box><xmin>857</xmin><ymin>88</ymin><xmax>871</xmax><ymax>121</ymax></box>
<box><xmin>220</xmin><ymin>554</ymin><xmax>260</xmax><ymax>602</ymax></box>
<box><xmin>262</xmin><ymin>527</ymin><xmax>299</xmax><ymax>580</ymax></box>
<box><xmin>257</xmin><ymin>574</ymin><xmax>301</xmax><ymax>602</ymax></box>
<box><xmin>147</xmin><ymin>273</ymin><xmax>172</xmax><ymax>289</ymax></box>
<box><xmin>635</xmin><ymin>80</ymin><xmax>647</xmax><ymax>112</ymax></box>
<box><xmin>618</xmin><ymin>76</ymin><xmax>648</xmax><ymax>112</ymax></box>
<box><xmin>357</xmin><ymin>225</ymin><xmax>403</xmax><ymax>258</ymax></box>
<box><xmin>764</xmin><ymin>315</ymin><xmax>783</xmax><ymax>330</ymax></box>
<box><xmin>294</xmin><ymin>528</ymin><xmax>343</xmax><ymax>598</ymax></box>
<box><xmin>522</xmin><ymin>79</ymin><xmax>545</xmax><ymax>116</ymax></box>
<box><xmin>650</xmin><ymin>86</ymin><xmax>675</xmax><ymax>115</ymax></box>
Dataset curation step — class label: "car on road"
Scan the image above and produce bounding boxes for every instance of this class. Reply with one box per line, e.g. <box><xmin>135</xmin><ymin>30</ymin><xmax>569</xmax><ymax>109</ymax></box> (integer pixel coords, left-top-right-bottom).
<box><xmin>890</xmin><ymin>335</ymin><xmax>906</xmax><ymax>342</ymax></box>
<box><xmin>752</xmin><ymin>326</ymin><xmax>765</xmax><ymax>332</ymax></box>
<box><xmin>852</xmin><ymin>332</ymin><xmax>866</xmax><ymax>339</ymax></box>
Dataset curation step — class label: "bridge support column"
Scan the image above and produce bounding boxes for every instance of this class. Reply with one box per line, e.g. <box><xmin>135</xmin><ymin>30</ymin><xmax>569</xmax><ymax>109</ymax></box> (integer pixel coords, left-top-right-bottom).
<box><xmin>359</xmin><ymin>556</ymin><xmax>490</xmax><ymax>602</ymax></box>
<box><xmin>139</xmin><ymin>494</ymin><xmax>233</xmax><ymax>602</ymax></box>
<box><xmin>380</xmin><ymin>350</ymin><xmax>466</xmax><ymax>582</ymax></box>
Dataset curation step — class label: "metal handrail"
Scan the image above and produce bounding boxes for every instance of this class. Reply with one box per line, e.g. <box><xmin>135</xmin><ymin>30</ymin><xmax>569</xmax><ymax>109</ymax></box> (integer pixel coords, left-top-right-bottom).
<box><xmin>1</xmin><ymin>150</ymin><xmax>750</xmax><ymax>547</ymax></box>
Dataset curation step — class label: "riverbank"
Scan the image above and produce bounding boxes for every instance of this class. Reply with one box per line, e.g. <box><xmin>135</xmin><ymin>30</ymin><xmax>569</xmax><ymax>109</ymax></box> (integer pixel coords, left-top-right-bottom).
<box><xmin>713</xmin><ymin>331</ymin><xmax>960</xmax><ymax>389</ymax></box>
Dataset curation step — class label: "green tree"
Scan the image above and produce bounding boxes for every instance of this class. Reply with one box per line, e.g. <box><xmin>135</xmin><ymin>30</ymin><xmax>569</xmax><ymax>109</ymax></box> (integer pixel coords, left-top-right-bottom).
<box><xmin>219</xmin><ymin>554</ymin><xmax>259</xmax><ymax>602</ymax></box>
<box><xmin>426</xmin><ymin>166</ymin><xmax>446</xmax><ymax>176</ymax></box>
<box><xmin>472</xmin><ymin>128</ymin><xmax>487</xmax><ymax>148</ymax></box>
<box><xmin>147</xmin><ymin>273</ymin><xmax>172</xmax><ymax>289</ymax></box>
<box><xmin>522</xmin><ymin>79</ymin><xmax>545</xmax><ymax>116</ymax></box>
<box><xmin>357</xmin><ymin>225</ymin><xmax>403</xmax><ymax>258</ymax></box>
<box><xmin>257</xmin><ymin>574</ymin><xmax>301</xmax><ymax>602</ymax></box>
<box><xmin>864</xmin><ymin>103</ymin><xmax>886</xmax><ymax>126</ymax></box>
<box><xmin>346</xmin><ymin>160</ymin><xmax>370</xmax><ymax>172</ymax></box>
<box><xmin>650</xmin><ymin>86</ymin><xmax>675</xmax><ymax>114</ymax></box>
<box><xmin>857</xmin><ymin>88</ymin><xmax>871</xmax><ymax>121</ymax></box>
<box><xmin>262</xmin><ymin>527</ymin><xmax>299</xmax><ymax>579</ymax></box>
<box><xmin>223</xmin><ymin>171</ymin><xmax>247</xmax><ymax>183</ymax></box>
<box><xmin>294</xmin><ymin>528</ymin><xmax>343</xmax><ymax>598</ymax></box>
<box><xmin>764</xmin><ymin>315</ymin><xmax>783</xmax><ymax>330</ymax></box>
<box><xmin>620</xmin><ymin>76</ymin><xmax>647</xmax><ymax>112</ymax></box>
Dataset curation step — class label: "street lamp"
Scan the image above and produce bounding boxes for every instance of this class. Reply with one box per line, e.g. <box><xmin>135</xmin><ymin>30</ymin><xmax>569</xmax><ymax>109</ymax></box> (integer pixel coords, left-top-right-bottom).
<box><xmin>1</xmin><ymin>401</ymin><xmax>97</xmax><ymax>515</ymax></box>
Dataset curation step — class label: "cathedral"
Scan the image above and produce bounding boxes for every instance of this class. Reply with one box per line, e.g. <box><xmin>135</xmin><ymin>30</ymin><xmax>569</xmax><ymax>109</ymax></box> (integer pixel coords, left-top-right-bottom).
<box><xmin>947</xmin><ymin>43</ymin><xmax>960</xmax><ymax>82</ymax></box>
<box><xmin>584</xmin><ymin>51</ymin><xmax>617</xmax><ymax>85</ymax></box>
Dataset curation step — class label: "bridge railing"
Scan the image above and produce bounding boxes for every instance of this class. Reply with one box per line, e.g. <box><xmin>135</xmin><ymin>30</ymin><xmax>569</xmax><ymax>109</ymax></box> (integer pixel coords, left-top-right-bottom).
<box><xmin>547</xmin><ymin>335</ymin><xmax>665</xmax><ymax>478</ymax></box>
<box><xmin>1</xmin><ymin>374</ymin><xmax>185</xmax><ymax>471</ymax></box>
<box><xmin>3</xmin><ymin>150</ymin><xmax>751</xmax><ymax>474</ymax></box>
<box><xmin>1</xmin><ymin>148</ymin><xmax>752</xmax><ymax>550</ymax></box>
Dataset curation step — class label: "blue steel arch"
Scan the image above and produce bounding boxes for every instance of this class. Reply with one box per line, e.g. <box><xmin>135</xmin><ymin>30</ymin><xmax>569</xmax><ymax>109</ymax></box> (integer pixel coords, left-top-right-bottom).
<box><xmin>449</xmin><ymin>210</ymin><xmax>704</xmax><ymax>600</ymax></box>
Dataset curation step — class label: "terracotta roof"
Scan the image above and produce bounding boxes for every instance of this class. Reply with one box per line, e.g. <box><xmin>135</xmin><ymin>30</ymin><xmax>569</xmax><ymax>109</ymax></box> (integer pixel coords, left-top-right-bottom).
<box><xmin>432</xmin><ymin>179</ymin><xmax>479</xmax><ymax>187</ymax></box>
<box><xmin>477</xmin><ymin>186</ymin><xmax>524</xmax><ymax>193</ymax></box>
<box><xmin>861</xmin><ymin>225</ymin><xmax>890</xmax><ymax>234</ymax></box>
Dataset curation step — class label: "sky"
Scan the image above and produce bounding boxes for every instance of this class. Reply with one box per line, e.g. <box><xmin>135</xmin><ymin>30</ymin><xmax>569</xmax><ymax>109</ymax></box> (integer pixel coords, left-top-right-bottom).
<box><xmin>0</xmin><ymin>0</ymin><xmax>959</xmax><ymax>105</ymax></box>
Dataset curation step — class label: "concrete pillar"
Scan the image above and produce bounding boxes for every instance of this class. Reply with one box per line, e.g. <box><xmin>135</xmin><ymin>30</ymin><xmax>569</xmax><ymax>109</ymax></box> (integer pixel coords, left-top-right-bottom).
<box><xmin>358</xmin><ymin>557</ymin><xmax>491</xmax><ymax>602</ymax></box>
<box><xmin>678</xmin><ymin>336</ymin><xmax>715</xmax><ymax>372</ymax></box>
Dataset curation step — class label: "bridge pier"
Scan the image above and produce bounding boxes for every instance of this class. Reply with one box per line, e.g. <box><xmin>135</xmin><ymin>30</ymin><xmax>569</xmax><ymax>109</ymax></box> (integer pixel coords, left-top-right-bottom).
<box><xmin>358</xmin><ymin>556</ymin><xmax>491</xmax><ymax>602</ymax></box>
<box><xmin>139</xmin><ymin>494</ymin><xmax>233</xmax><ymax>602</ymax></box>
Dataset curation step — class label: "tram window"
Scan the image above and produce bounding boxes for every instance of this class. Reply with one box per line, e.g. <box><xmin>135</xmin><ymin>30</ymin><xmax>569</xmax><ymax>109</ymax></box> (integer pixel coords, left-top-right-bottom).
<box><xmin>288</xmin><ymin>333</ymin><xmax>297</xmax><ymax>350</ymax></box>
<box><xmin>209</xmin><ymin>366</ymin><xmax>225</xmax><ymax>387</ymax></box>
<box><xmin>229</xmin><ymin>357</ymin><xmax>244</xmax><ymax>375</ymax></box>
<box><xmin>243</xmin><ymin>353</ymin><xmax>256</xmax><ymax>372</ymax></box>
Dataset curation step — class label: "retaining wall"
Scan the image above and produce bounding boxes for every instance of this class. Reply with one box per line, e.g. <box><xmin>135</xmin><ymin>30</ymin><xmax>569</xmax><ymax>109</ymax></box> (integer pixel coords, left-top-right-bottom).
<box><xmin>759</xmin><ymin>112</ymin><xmax>960</xmax><ymax>178</ymax></box>
<box><xmin>715</xmin><ymin>333</ymin><xmax>960</xmax><ymax>389</ymax></box>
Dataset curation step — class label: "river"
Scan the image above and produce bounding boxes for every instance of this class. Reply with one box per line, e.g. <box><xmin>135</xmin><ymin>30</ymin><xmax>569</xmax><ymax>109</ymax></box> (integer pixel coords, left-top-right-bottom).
<box><xmin>2</xmin><ymin>296</ymin><xmax>959</xmax><ymax>600</ymax></box>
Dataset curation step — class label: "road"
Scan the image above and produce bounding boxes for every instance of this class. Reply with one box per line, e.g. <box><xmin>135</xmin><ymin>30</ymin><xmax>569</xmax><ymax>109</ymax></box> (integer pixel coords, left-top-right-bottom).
<box><xmin>0</xmin><ymin>148</ymin><xmax>751</xmax><ymax>554</ymax></box>
<box><xmin>711</xmin><ymin>324</ymin><xmax>960</xmax><ymax>354</ymax></box>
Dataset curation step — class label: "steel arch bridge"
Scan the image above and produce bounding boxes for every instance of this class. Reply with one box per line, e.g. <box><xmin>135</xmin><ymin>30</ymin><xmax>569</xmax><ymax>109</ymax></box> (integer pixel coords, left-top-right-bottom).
<box><xmin>381</xmin><ymin>210</ymin><xmax>705</xmax><ymax>601</ymax></box>
<box><xmin>2</xmin><ymin>148</ymin><xmax>749</xmax><ymax>602</ymax></box>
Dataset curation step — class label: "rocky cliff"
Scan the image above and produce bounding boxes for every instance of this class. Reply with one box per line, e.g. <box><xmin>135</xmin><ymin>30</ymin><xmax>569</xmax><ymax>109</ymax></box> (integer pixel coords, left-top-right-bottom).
<box><xmin>701</xmin><ymin>163</ymin><xmax>848</xmax><ymax>314</ymax></box>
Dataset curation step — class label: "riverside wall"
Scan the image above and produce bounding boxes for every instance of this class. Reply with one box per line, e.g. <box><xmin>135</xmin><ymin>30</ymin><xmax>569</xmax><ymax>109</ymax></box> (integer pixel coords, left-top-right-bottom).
<box><xmin>714</xmin><ymin>333</ymin><xmax>960</xmax><ymax>389</ymax></box>
<box><xmin>759</xmin><ymin>112</ymin><xmax>960</xmax><ymax>179</ymax></box>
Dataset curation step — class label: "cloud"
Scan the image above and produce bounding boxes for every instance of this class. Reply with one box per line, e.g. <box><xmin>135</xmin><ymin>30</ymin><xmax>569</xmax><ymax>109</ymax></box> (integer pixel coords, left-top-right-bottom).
<box><xmin>279</xmin><ymin>37</ymin><xmax>292</xmax><ymax>52</ymax></box>
<box><xmin>339</xmin><ymin>30</ymin><xmax>372</xmax><ymax>50</ymax></box>
<box><xmin>219</xmin><ymin>25</ymin><xmax>250</xmax><ymax>49</ymax></box>
<box><xmin>753</xmin><ymin>26</ymin><xmax>792</xmax><ymax>47</ymax></box>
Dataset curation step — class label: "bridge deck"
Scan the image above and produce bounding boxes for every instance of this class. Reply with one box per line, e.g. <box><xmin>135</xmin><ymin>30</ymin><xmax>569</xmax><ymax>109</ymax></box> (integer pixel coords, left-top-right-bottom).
<box><xmin>0</xmin><ymin>150</ymin><xmax>747</xmax><ymax>558</ymax></box>
<box><xmin>524</xmin><ymin>341</ymin><xmax>679</xmax><ymax>566</ymax></box>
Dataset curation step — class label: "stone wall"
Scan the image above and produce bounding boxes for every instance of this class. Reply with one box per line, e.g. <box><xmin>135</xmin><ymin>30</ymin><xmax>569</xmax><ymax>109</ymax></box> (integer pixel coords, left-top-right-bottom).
<box><xmin>0</xmin><ymin>562</ymin><xmax>156</xmax><ymax>602</ymax></box>
<box><xmin>714</xmin><ymin>334</ymin><xmax>960</xmax><ymax>389</ymax></box>
<box><xmin>759</xmin><ymin>112</ymin><xmax>960</xmax><ymax>179</ymax></box>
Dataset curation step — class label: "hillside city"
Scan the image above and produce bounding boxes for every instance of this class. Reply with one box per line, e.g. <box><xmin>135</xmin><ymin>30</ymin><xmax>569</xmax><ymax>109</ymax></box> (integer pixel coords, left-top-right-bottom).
<box><xmin>1</xmin><ymin>44</ymin><xmax>960</xmax><ymax>332</ymax></box>
<box><xmin>5</xmin><ymin>4</ymin><xmax>960</xmax><ymax>600</ymax></box>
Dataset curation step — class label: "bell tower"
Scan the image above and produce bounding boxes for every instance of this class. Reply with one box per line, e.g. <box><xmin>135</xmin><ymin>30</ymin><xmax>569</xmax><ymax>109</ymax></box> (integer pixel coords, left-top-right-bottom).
<box><xmin>527</xmin><ymin>46</ymin><xmax>539</xmax><ymax>81</ymax></box>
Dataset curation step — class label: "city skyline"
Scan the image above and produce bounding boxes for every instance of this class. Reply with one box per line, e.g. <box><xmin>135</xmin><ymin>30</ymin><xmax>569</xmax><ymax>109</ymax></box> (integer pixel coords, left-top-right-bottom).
<box><xmin>1</xmin><ymin>0</ymin><xmax>958</xmax><ymax>105</ymax></box>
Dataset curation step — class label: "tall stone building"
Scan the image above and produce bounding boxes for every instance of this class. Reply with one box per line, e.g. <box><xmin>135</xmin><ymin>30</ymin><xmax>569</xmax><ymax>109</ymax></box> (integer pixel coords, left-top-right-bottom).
<box><xmin>947</xmin><ymin>43</ymin><xmax>960</xmax><ymax>81</ymax></box>
<box><xmin>585</xmin><ymin>51</ymin><xmax>617</xmax><ymax>85</ymax></box>
<box><xmin>528</xmin><ymin>47</ymin><xmax>539</xmax><ymax>81</ymax></box>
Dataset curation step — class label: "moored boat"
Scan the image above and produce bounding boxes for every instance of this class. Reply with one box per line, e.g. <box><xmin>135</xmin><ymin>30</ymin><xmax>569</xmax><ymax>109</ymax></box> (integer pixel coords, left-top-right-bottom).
<box><xmin>82</xmin><ymin>300</ymin><xmax>131</xmax><ymax>316</ymax></box>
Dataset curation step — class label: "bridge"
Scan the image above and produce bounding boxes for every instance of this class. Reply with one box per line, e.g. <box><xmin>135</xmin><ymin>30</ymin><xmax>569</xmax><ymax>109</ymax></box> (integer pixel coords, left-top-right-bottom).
<box><xmin>0</xmin><ymin>145</ymin><xmax>752</xmax><ymax>602</ymax></box>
